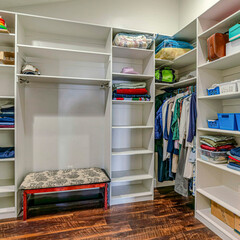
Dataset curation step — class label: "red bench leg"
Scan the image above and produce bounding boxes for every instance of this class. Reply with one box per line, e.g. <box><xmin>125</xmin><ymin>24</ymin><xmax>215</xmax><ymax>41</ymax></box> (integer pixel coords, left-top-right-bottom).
<box><xmin>104</xmin><ymin>183</ymin><xmax>108</xmax><ymax>210</ymax></box>
<box><xmin>23</xmin><ymin>191</ymin><xmax>27</xmax><ymax>221</ymax></box>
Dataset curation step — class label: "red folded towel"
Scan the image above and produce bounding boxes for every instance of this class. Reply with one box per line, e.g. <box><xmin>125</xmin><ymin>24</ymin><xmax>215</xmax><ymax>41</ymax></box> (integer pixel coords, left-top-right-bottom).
<box><xmin>116</xmin><ymin>88</ymin><xmax>148</xmax><ymax>95</ymax></box>
<box><xmin>201</xmin><ymin>144</ymin><xmax>235</xmax><ymax>151</ymax></box>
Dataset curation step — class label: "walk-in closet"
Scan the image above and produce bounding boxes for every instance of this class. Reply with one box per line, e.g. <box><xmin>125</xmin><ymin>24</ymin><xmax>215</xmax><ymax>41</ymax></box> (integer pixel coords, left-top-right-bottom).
<box><xmin>0</xmin><ymin>0</ymin><xmax>240</xmax><ymax>239</ymax></box>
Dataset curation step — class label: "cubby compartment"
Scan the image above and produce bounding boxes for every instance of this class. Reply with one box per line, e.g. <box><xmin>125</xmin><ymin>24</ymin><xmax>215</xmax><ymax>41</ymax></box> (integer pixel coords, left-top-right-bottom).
<box><xmin>0</xmin><ymin>161</ymin><xmax>14</xmax><ymax>193</ymax></box>
<box><xmin>0</xmin><ymin>11</ymin><xmax>15</xmax><ymax>34</ymax></box>
<box><xmin>0</xmin><ymin>67</ymin><xmax>14</xmax><ymax>96</ymax></box>
<box><xmin>17</xmin><ymin>15</ymin><xmax>111</xmax><ymax>53</ymax></box>
<box><xmin>112</xmin><ymin>128</ymin><xmax>154</xmax><ymax>153</ymax></box>
<box><xmin>111</xmin><ymin>179</ymin><xmax>153</xmax><ymax>205</ymax></box>
<box><xmin>0</xmin><ymin>192</ymin><xmax>15</xmax><ymax>215</ymax></box>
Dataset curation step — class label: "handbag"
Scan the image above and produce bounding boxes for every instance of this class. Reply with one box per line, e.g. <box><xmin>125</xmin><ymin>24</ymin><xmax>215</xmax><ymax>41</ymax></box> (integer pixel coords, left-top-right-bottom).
<box><xmin>207</xmin><ymin>33</ymin><xmax>229</xmax><ymax>61</ymax></box>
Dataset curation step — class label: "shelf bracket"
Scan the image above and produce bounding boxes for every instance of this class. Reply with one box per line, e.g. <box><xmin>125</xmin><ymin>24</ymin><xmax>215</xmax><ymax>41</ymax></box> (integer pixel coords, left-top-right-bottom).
<box><xmin>100</xmin><ymin>82</ymin><xmax>111</xmax><ymax>89</ymax></box>
<box><xmin>19</xmin><ymin>78</ymin><xmax>30</xmax><ymax>84</ymax></box>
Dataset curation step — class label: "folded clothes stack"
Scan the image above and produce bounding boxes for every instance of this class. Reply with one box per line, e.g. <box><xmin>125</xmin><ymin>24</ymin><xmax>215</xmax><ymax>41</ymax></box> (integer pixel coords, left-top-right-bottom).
<box><xmin>200</xmin><ymin>135</ymin><xmax>236</xmax><ymax>163</ymax></box>
<box><xmin>227</xmin><ymin>147</ymin><xmax>240</xmax><ymax>171</ymax></box>
<box><xmin>0</xmin><ymin>103</ymin><xmax>14</xmax><ymax>128</ymax></box>
<box><xmin>0</xmin><ymin>16</ymin><xmax>9</xmax><ymax>33</ymax></box>
<box><xmin>112</xmin><ymin>82</ymin><xmax>151</xmax><ymax>101</ymax></box>
<box><xmin>0</xmin><ymin>147</ymin><xmax>14</xmax><ymax>159</ymax></box>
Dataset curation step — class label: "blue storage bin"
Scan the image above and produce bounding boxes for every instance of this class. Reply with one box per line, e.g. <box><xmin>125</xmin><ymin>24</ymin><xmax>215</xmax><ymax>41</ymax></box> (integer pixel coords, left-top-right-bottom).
<box><xmin>207</xmin><ymin>86</ymin><xmax>220</xmax><ymax>96</ymax></box>
<box><xmin>229</xmin><ymin>23</ymin><xmax>240</xmax><ymax>41</ymax></box>
<box><xmin>218</xmin><ymin>113</ymin><xmax>238</xmax><ymax>131</ymax></box>
<box><xmin>236</xmin><ymin>113</ymin><xmax>240</xmax><ymax>131</ymax></box>
<box><xmin>208</xmin><ymin>119</ymin><xmax>219</xmax><ymax>129</ymax></box>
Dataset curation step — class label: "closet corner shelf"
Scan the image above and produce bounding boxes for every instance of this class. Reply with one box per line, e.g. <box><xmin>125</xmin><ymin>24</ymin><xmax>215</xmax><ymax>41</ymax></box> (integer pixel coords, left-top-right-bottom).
<box><xmin>0</xmin><ymin>32</ymin><xmax>15</xmax><ymax>47</ymax></box>
<box><xmin>196</xmin><ymin>208</ymin><xmax>240</xmax><ymax>240</ymax></box>
<box><xmin>17</xmin><ymin>44</ymin><xmax>111</xmax><ymax>62</ymax></box>
<box><xmin>111</xmin><ymin>184</ymin><xmax>152</xmax><ymax>199</ymax></box>
<box><xmin>112</xmin><ymin>72</ymin><xmax>154</xmax><ymax>80</ymax></box>
<box><xmin>112</xmin><ymin>147</ymin><xmax>153</xmax><ymax>156</ymax></box>
<box><xmin>198</xmin><ymin>92</ymin><xmax>240</xmax><ymax>100</ymax></box>
<box><xmin>17</xmin><ymin>74</ymin><xmax>111</xmax><ymax>85</ymax></box>
<box><xmin>0</xmin><ymin>196</ymin><xmax>15</xmax><ymax>214</ymax></box>
<box><xmin>198</xmin><ymin>51</ymin><xmax>240</xmax><ymax>70</ymax></box>
<box><xmin>111</xmin><ymin>169</ymin><xmax>153</xmax><ymax>182</ymax></box>
<box><xmin>112</xmin><ymin>100</ymin><xmax>154</xmax><ymax>104</ymax></box>
<box><xmin>155</xmin><ymin>49</ymin><xmax>196</xmax><ymax>69</ymax></box>
<box><xmin>197</xmin><ymin>158</ymin><xmax>240</xmax><ymax>177</ymax></box>
<box><xmin>0</xmin><ymin>158</ymin><xmax>15</xmax><ymax>162</ymax></box>
<box><xmin>197</xmin><ymin>186</ymin><xmax>240</xmax><ymax>217</ymax></box>
<box><xmin>155</xmin><ymin>77</ymin><xmax>196</xmax><ymax>89</ymax></box>
<box><xmin>198</xmin><ymin>10</ymin><xmax>240</xmax><ymax>39</ymax></box>
<box><xmin>112</xmin><ymin>45</ymin><xmax>154</xmax><ymax>59</ymax></box>
<box><xmin>197</xmin><ymin>127</ymin><xmax>240</xmax><ymax>136</ymax></box>
<box><xmin>112</xmin><ymin>125</ymin><xmax>154</xmax><ymax>129</ymax></box>
<box><xmin>0</xmin><ymin>179</ymin><xmax>15</xmax><ymax>193</ymax></box>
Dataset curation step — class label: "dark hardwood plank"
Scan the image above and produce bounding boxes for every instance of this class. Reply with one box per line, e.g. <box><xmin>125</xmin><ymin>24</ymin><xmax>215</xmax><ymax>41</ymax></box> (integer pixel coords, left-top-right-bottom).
<box><xmin>0</xmin><ymin>186</ymin><xmax>221</xmax><ymax>240</ymax></box>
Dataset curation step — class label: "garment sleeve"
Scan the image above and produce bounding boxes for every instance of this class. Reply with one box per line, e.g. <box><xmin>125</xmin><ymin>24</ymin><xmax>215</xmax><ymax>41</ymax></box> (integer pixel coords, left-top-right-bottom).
<box><xmin>187</xmin><ymin>93</ymin><xmax>197</xmax><ymax>143</ymax></box>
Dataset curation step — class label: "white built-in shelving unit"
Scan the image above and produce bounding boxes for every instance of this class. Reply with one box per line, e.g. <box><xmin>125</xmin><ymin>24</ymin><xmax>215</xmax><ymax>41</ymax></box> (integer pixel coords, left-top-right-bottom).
<box><xmin>111</xmin><ymin>28</ymin><xmax>155</xmax><ymax>205</ymax></box>
<box><xmin>0</xmin><ymin>11</ymin><xmax>16</xmax><ymax>220</ymax></box>
<box><xmin>196</xmin><ymin>1</ymin><xmax>240</xmax><ymax>239</ymax></box>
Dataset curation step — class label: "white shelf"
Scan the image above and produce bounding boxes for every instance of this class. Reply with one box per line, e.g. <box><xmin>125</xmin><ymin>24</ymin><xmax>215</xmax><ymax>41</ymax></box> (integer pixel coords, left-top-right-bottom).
<box><xmin>112</xmin><ymin>46</ymin><xmax>154</xmax><ymax>59</ymax></box>
<box><xmin>155</xmin><ymin>49</ymin><xmax>196</xmax><ymax>69</ymax></box>
<box><xmin>196</xmin><ymin>208</ymin><xmax>240</xmax><ymax>240</ymax></box>
<box><xmin>198</xmin><ymin>127</ymin><xmax>240</xmax><ymax>135</ymax></box>
<box><xmin>155</xmin><ymin>77</ymin><xmax>196</xmax><ymax>89</ymax></box>
<box><xmin>199</xmin><ymin>10</ymin><xmax>240</xmax><ymax>39</ymax></box>
<box><xmin>197</xmin><ymin>186</ymin><xmax>240</xmax><ymax>217</ymax></box>
<box><xmin>112</xmin><ymin>125</ymin><xmax>153</xmax><ymax>129</ymax></box>
<box><xmin>112</xmin><ymin>147</ymin><xmax>153</xmax><ymax>156</ymax></box>
<box><xmin>111</xmin><ymin>169</ymin><xmax>153</xmax><ymax>182</ymax></box>
<box><xmin>0</xmin><ymin>33</ymin><xmax>15</xmax><ymax>47</ymax></box>
<box><xmin>111</xmin><ymin>184</ymin><xmax>152</xmax><ymax>199</ymax></box>
<box><xmin>112</xmin><ymin>72</ymin><xmax>154</xmax><ymax>81</ymax></box>
<box><xmin>17</xmin><ymin>44</ymin><xmax>110</xmax><ymax>62</ymax></box>
<box><xmin>112</xmin><ymin>100</ymin><xmax>153</xmax><ymax>104</ymax></box>
<box><xmin>0</xmin><ymin>96</ymin><xmax>15</xmax><ymax>99</ymax></box>
<box><xmin>197</xmin><ymin>158</ymin><xmax>240</xmax><ymax>177</ymax></box>
<box><xmin>199</xmin><ymin>92</ymin><xmax>240</xmax><ymax>100</ymax></box>
<box><xmin>0</xmin><ymin>196</ymin><xmax>15</xmax><ymax>214</ymax></box>
<box><xmin>0</xmin><ymin>128</ymin><xmax>14</xmax><ymax>131</ymax></box>
<box><xmin>17</xmin><ymin>74</ymin><xmax>110</xmax><ymax>85</ymax></box>
<box><xmin>198</xmin><ymin>51</ymin><xmax>240</xmax><ymax>70</ymax></box>
<box><xmin>0</xmin><ymin>158</ymin><xmax>15</xmax><ymax>162</ymax></box>
<box><xmin>171</xmin><ymin>48</ymin><xmax>196</xmax><ymax>68</ymax></box>
<box><xmin>155</xmin><ymin>58</ymin><xmax>173</xmax><ymax>67</ymax></box>
<box><xmin>0</xmin><ymin>64</ymin><xmax>14</xmax><ymax>69</ymax></box>
<box><xmin>0</xmin><ymin>179</ymin><xmax>15</xmax><ymax>193</ymax></box>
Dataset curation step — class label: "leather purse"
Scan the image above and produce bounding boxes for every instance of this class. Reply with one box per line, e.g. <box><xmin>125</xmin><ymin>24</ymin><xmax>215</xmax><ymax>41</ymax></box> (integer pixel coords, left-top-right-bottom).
<box><xmin>207</xmin><ymin>33</ymin><xmax>229</xmax><ymax>61</ymax></box>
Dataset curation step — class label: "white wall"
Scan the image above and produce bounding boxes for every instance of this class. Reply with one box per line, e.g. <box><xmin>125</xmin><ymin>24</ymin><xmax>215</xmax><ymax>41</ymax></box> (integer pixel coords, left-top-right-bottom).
<box><xmin>6</xmin><ymin>0</ymin><xmax>179</xmax><ymax>35</ymax></box>
<box><xmin>178</xmin><ymin>0</ymin><xmax>220</xmax><ymax>29</ymax></box>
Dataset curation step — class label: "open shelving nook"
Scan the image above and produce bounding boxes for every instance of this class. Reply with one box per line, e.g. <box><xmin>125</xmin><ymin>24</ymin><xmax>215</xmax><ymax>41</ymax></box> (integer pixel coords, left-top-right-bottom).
<box><xmin>196</xmin><ymin>2</ymin><xmax>240</xmax><ymax>239</ymax></box>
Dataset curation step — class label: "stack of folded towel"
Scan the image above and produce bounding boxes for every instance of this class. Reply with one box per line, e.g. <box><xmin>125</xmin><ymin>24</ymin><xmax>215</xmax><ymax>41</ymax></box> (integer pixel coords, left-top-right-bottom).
<box><xmin>200</xmin><ymin>135</ymin><xmax>236</xmax><ymax>163</ymax></box>
<box><xmin>0</xmin><ymin>147</ymin><xmax>14</xmax><ymax>159</ymax></box>
<box><xmin>227</xmin><ymin>147</ymin><xmax>240</xmax><ymax>171</ymax></box>
<box><xmin>21</xmin><ymin>64</ymin><xmax>40</xmax><ymax>75</ymax></box>
<box><xmin>0</xmin><ymin>103</ymin><xmax>14</xmax><ymax>128</ymax></box>
<box><xmin>112</xmin><ymin>82</ymin><xmax>151</xmax><ymax>101</ymax></box>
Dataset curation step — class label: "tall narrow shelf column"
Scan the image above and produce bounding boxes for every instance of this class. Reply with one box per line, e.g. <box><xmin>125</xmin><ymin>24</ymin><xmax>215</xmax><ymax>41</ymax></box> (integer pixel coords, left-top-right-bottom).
<box><xmin>111</xmin><ymin>29</ymin><xmax>155</xmax><ymax>205</ymax></box>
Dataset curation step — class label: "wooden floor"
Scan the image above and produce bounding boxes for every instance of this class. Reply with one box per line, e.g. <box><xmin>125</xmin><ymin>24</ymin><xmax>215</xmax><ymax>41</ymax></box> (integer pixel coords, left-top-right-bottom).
<box><xmin>0</xmin><ymin>187</ymin><xmax>220</xmax><ymax>240</ymax></box>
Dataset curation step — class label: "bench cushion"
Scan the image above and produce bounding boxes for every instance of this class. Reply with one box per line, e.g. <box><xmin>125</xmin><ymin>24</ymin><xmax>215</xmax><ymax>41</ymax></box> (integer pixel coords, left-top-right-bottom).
<box><xmin>20</xmin><ymin>167</ymin><xmax>110</xmax><ymax>190</ymax></box>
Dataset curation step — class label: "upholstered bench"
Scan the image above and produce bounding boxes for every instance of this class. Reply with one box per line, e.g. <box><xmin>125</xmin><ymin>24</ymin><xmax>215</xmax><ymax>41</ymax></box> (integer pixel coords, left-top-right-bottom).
<box><xmin>20</xmin><ymin>167</ymin><xmax>110</xmax><ymax>220</ymax></box>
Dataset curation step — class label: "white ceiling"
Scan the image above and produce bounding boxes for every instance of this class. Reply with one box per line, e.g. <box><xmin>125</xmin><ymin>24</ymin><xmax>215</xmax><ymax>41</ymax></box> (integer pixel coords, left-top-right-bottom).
<box><xmin>0</xmin><ymin>0</ymin><xmax>69</xmax><ymax>9</ymax></box>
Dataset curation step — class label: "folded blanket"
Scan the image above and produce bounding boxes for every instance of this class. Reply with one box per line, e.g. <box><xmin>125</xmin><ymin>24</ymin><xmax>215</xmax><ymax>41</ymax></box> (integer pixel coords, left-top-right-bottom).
<box><xmin>114</xmin><ymin>88</ymin><xmax>148</xmax><ymax>95</ymax></box>
<box><xmin>229</xmin><ymin>155</ymin><xmax>240</xmax><ymax>163</ymax></box>
<box><xmin>200</xmin><ymin>139</ymin><xmax>237</xmax><ymax>148</ymax></box>
<box><xmin>113</xmin><ymin>93</ymin><xmax>151</xmax><ymax>98</ymax></box>
<box><xmin>201</xmin><ymin>144</ymin><xmax>235</xmax><ymax>151</ymax></box>
<box><xmin>200</xmin><ymin>135</ymin><xmax>235</xmax><ymax>142</ymax></box>
<box><xmin>0</xmin><ymin>125</ymin><xmax>14</xmax><ymax>128</ymax></box>
<box><xmin>0</xmin><ymin>147</ymin><xmax>14</xmax><ymax>159</ymax></box>
<box><xmin>229</xmin><ymin>160</ymin><xmax>240</xmax><ymax>165</ymax></box>
<box><xmin>113</xmin><ymin>97</ymin><xmax>150</xmax><ymax>101</ymax></box>
<box><xmin>0</xmin><ymin>114</ymin><xmax>14</xmax><ymax>117</ymax></box>
<box><xmin>113</xmin><ymin>82</ymin><xmax>146</xmax><ymax>90</ymax></box>
<box><xmin>227</xmin><ymin>164</ymin><xmax>240</xmax><ymax>171</ymax></box>
<box><xmin>227</xmin><ymin>151</ymin><xmax>240</xmax><ymax>161</ymax></box>
<box><xmin>1</xmin><ymin>107</ymin><xmax>14</xmax><ymax>113</ymax></box>
<box><xmin>0</xmin><ymin>117</ymin><xmax>14</xmax><ymax>122</ymax></box>
<box><xmin>230</xmin><ymin>147</ymin><xmax>240</xmax><ymax>157</ymax></box>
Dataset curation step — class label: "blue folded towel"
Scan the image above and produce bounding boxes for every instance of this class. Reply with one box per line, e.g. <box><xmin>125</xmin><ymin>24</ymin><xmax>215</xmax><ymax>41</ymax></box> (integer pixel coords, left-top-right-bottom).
<box><xmin>0</xmin><ymin>147</ymin><xmax>14</xmax><ymax>159</ymax></box>
<box><xmin>227</xmin><ymin>164</ymin><xmax>240</xmax><ymax>171</ymax></box>
<box><xmin>230</xmin><ymin>147</ymin><xmax>240</xmax><ymax>157</ymax></box>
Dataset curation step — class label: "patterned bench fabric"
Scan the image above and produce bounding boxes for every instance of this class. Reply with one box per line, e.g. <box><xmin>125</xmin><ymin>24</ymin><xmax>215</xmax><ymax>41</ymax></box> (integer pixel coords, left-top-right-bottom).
<box><xmin>20</xmin><ymin>167</ymin><xmax>110</xmax><ymax>190</ymax></box>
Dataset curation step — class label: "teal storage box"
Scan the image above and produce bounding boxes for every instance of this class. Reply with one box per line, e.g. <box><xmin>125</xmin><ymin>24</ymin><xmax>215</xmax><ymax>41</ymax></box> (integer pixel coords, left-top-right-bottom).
<box><xmin>229</xmin><ymin>23</ymin><xmax>240</xmax><ymax>41</ymax></box>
